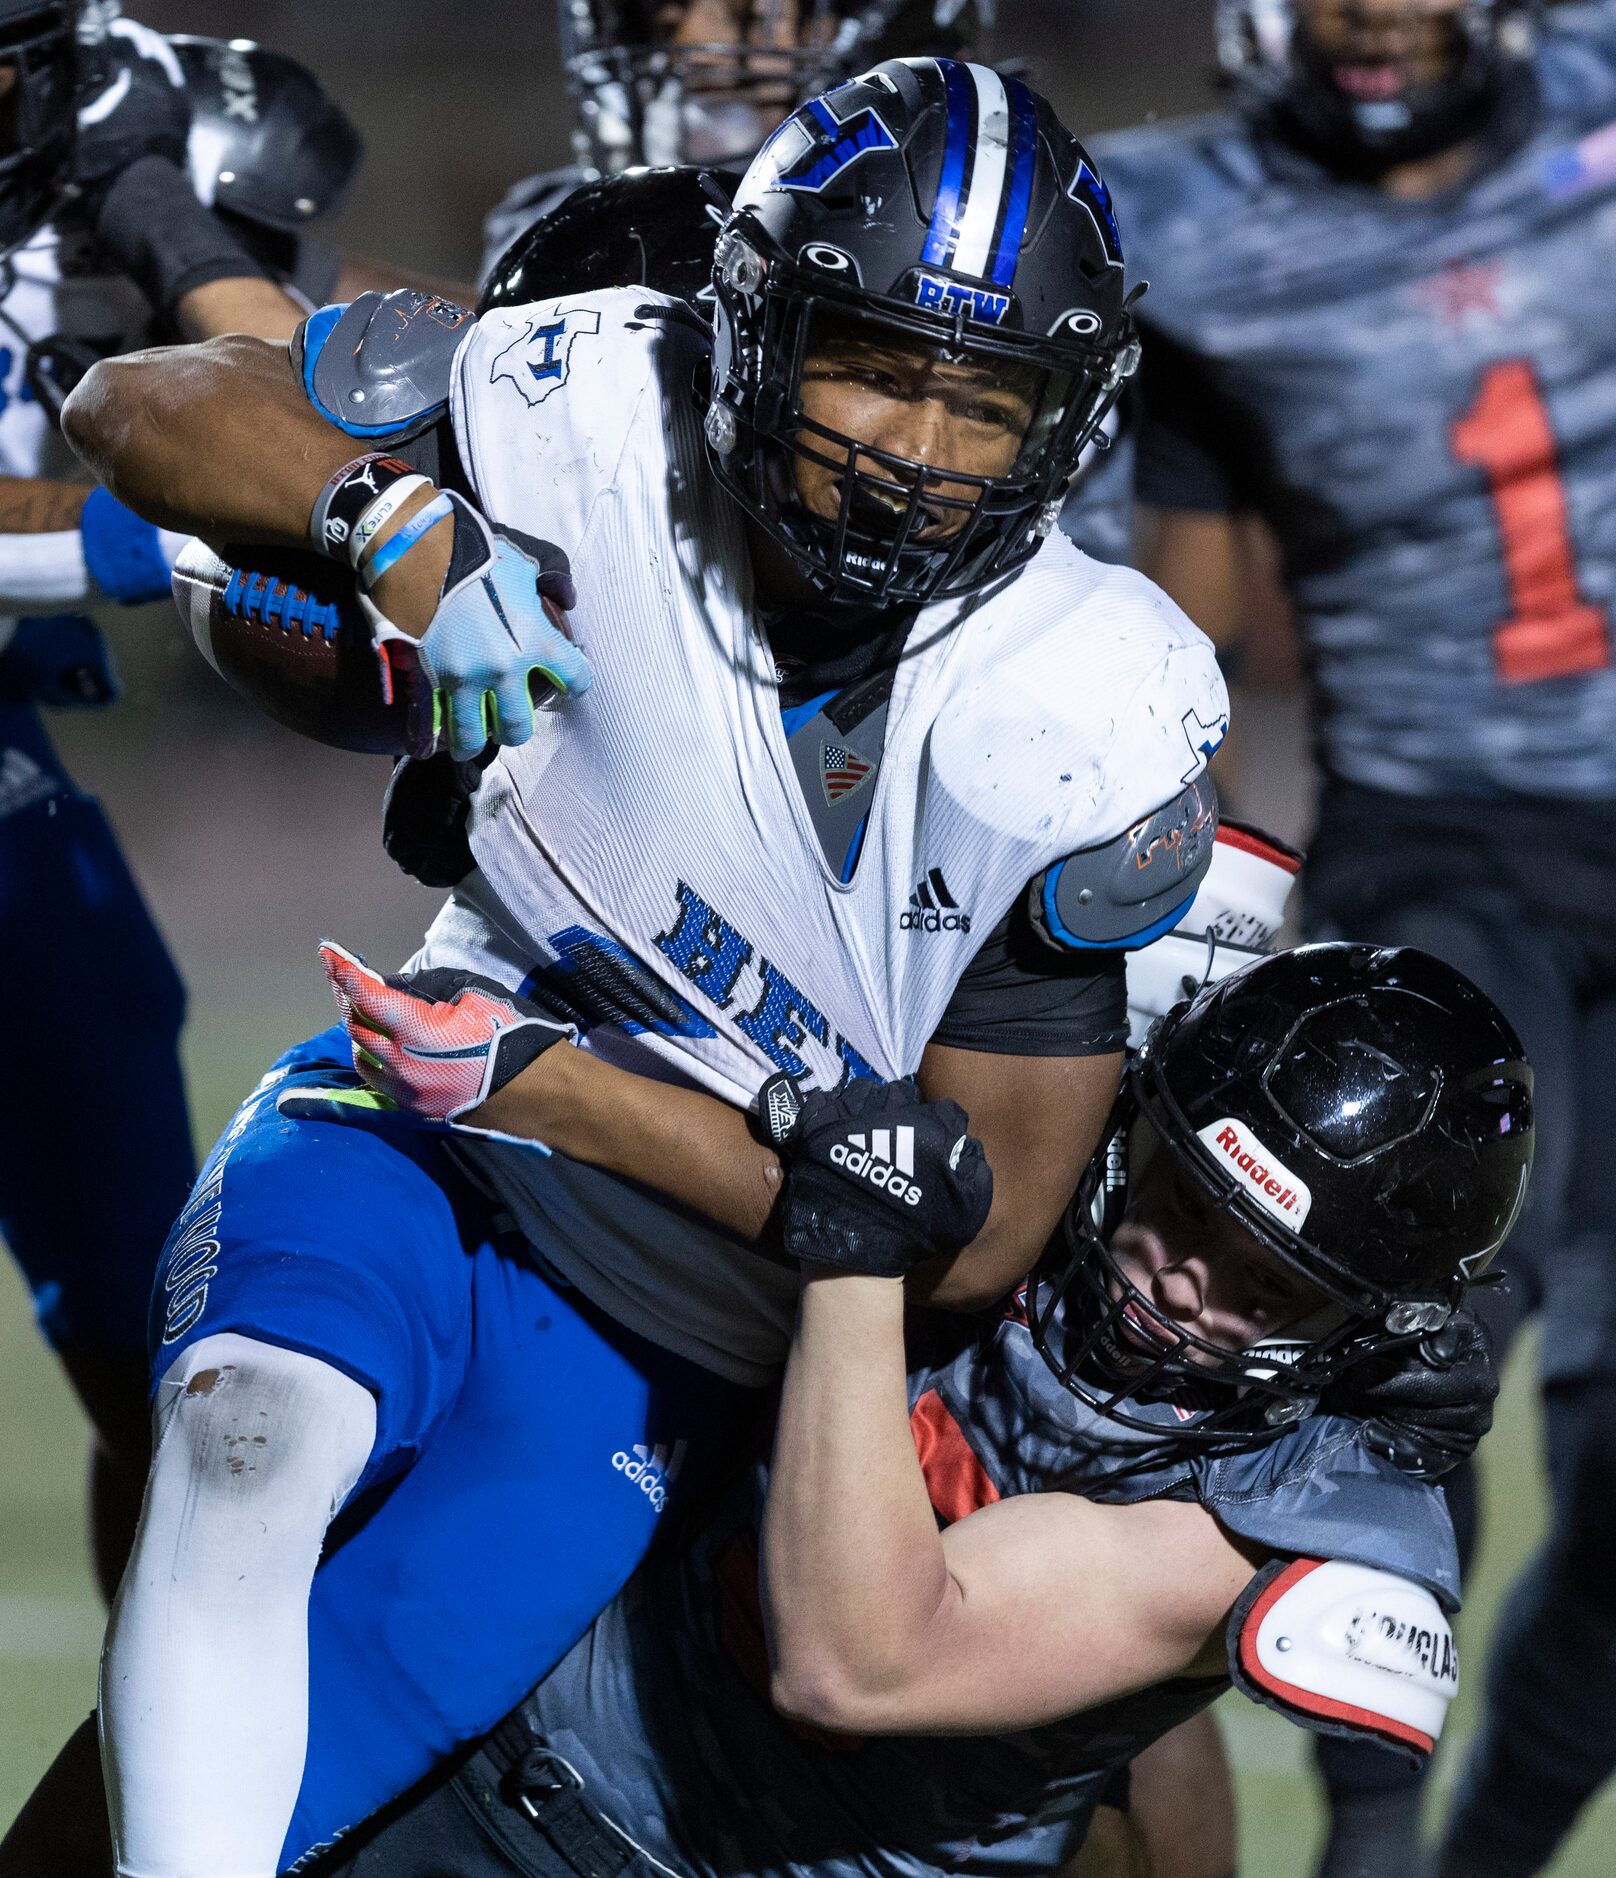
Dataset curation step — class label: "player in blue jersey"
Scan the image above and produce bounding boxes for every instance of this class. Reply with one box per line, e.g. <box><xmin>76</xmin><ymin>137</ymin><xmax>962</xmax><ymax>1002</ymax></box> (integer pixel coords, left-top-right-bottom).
<box><xmin>1084</xmin><ymin>4</ymin><xmax>1616</xmax><ymax>1872</ymax></box>
<box><xmin>0</xmin><ymin>4</ymin><xmax>369</xmax><ymax>1600</ymax></box>
<box><xmin>281</xmin><ymin>944</ymin><xmax>1527</xmax><ymax>1878</ymax></box>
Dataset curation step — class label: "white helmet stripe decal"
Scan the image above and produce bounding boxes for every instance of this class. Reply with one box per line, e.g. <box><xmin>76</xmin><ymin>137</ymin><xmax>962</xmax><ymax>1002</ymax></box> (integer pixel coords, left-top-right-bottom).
<box><xmin>952</xmin><ymin>63</ymin><xmax>1012</xmax><ymax>278</ymax></box>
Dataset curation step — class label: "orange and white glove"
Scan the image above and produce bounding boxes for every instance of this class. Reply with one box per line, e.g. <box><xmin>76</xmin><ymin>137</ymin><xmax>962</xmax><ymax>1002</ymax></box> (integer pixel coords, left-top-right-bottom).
<box><xmin>278</xmin><ymin>940</ymin><xmax>575</xmax><ymax>1141</ymax></box>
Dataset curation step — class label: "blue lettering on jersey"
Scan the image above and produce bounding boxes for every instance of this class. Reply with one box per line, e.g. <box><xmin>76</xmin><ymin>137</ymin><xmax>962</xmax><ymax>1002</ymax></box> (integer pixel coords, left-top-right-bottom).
<box><xmin>1069</xmin><ymin>159</ymin><xmax>1124</xmax><ymax>268</ymax></box>
<box><xmin>489</xmin><ymin>307</ymin><xmax>603</xmax><ymax>408</ymax></box>
<box><xmin>912</xmin><ymin>271</ymin><xmax>1012</xmax><ymax>326</ymax></box>
<box><xmin>764</xmin><ymin>92</ymin><xmax>897</xmax><ymax>195</ymax></box>
<box><xmin>657</xmin><ymin>879</ymin><xmax>880</xmax><ymax>1090</ymax></box>
<box><xmin>0</xmin><ymin>345</ymin><xmax>37</xmax><ymax>420</ymax></box>
<box><xmin>527</xmin><ymin>926</ymin><xmax>716</xmax><ymax>1040</ymax></box>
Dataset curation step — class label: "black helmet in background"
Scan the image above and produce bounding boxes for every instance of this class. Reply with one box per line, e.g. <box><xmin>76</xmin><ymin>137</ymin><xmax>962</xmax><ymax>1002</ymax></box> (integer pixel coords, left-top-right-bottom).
<box><xmin>558</xmin><ymin>0</ymin><xmax>993</xmax><ymax>172</ymax></box>
<box><xmin>0</xmin><ymin>0</ymin><xmax>73</xmax><ymax>259</ymax></box>
<box><xmin>1216</xmin><ymin>0</ymin><xmax>1537</xmax><ymax>175</ymax></box>
<box><xmin>1032</xmin><ymin>943</ymin><xmax>1534</xmax><ymax>1453</ymax></box>
<box><xmin>706</xmin><ymin>55</ymin><xmax>1138</xmax><ymax>607</ymax></box>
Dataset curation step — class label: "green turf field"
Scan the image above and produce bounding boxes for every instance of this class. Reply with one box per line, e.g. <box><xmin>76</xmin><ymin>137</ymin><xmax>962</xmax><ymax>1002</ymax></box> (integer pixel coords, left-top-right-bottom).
<box><xmin>4</xmin><ymin>1025</ymin><xmax>1615</xmax><ymax>1872</ymax></box>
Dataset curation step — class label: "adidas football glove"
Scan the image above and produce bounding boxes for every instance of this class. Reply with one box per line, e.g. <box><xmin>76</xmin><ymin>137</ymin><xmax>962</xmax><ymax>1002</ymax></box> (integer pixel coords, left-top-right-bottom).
<box><xmin>367</xmin><ymin>498</ymin><xmax>591</xmax><ymax>763</ymax></box>
<box><xmin>1323</xmin><ymin>1307</ymin><xmax>1498</xmax><ymax>1482</ymax></box>
<box><xmin>285</xmin><ymin>941</ymin><xmax>577</xmax><ymax>1137</ymax></box>
<box><xmin>760</xmin><ymin>1074</ymin><xmax>993</xmax><ymax>1279</ymax></box>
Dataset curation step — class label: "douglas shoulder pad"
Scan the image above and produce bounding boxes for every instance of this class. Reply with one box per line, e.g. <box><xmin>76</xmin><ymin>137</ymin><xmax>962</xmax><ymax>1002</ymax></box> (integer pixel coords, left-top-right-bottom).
<box><xmin>175</xmin><ymin>36</ymin><xmax>362</xmax><ymax>232</ymax></box>
<box><xmin>298</xmin><ymin>292</ymin><xmax>476</xmax><ymax>439</ymax></box>
<box><xmin>1228</xmin><ymin>1558</ymin><xmax>1457</xmax><ymax>1765</ymax></box>
<box><xmin>1029</xmin><ymin>773</ymin><xmax>1217</xmax><ymax>952</ymax></box>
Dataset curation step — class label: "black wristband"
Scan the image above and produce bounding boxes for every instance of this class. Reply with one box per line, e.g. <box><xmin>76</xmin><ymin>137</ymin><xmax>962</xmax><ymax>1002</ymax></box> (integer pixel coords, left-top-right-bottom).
<box><xmin>309</xmin><ymin>455</ymin><xmax>422</xmax><ymax>561</ymax></box>
<box><xmin>94</xmin><ymin>155</ymin><xmax>271</xmax><ymax>319</ymax></box>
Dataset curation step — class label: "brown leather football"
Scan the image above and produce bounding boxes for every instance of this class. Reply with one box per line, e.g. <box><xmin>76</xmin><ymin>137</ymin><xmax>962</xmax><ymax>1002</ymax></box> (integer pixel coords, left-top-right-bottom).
<box><xmin>173</xmin><ymin>537</ymin><xmax>412</xmax><ymax>754</ymax></box>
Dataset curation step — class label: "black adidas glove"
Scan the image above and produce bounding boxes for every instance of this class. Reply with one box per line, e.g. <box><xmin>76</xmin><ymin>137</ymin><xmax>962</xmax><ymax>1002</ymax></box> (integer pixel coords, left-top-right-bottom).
<box><xmin>759</xmin><ymin>1074</ymin><xmax>993</xmax><ymax>1279</ymax></box>
<box><xmin>1324</xmin><ymin>1308</ymin><xmax>1498</xmax><ymax>1481</ymax></box>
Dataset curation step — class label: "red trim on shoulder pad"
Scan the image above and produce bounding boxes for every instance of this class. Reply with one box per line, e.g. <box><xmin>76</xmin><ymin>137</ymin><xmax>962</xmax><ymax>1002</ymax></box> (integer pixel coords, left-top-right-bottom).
<box><xmin>910</xmin><ymin>1390</ymin><xmax>1001</xmax><ymax>1525</ymax></box>
<box><xmin>1238</xmin><ymin>1559</ymin><xmax>1435</xmax><ymax>1756</ymax></box>
<box><xmin>1215</xmin><ymin>821</ymin><xmax>1304</xmax><ymax>873</ymax></box>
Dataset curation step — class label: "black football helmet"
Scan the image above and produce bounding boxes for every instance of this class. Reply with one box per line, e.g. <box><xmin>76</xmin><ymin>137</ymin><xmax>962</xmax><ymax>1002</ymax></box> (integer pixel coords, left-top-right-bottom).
<box><xmin>0</xmin><ymin>0</ymin><xmax>74</xmax><ymax>259</ymax></box>
<box><xmin>480</xmin><ymin>164</ymin><xmax>731</xmax><ymax>311</ymax></box>
<box><xmin>560</xmin><ymin>1</ymin><xmax>992</xmax><ymax>171</ymax></box>
<box><xmin>705</xmin><ymin>56</ymin><xmax>1138</xmax><ymax>608</ymax></box>
<box><xmin>1217</xmin><ymin>1</ymin><xmax>1538</xmax><ymax>174</ymax></box>
<box><xmin>1030</xmin><ymin>944</ymin><xmax>1534</xmax><ymax>1454</ymax></box>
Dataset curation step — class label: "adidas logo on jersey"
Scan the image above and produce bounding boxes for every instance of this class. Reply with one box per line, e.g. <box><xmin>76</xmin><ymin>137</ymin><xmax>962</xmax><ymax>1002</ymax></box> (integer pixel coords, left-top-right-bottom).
<box><xmin>900</xmin><ymin>868</ymin><xmax>971</xmax><ymax>934</ymax></box>
<box><xmin>611</xmin><ymin>1441</ymin><xmax>680</xmax><ymax>1513</ymax></box>
<box><xmin>830</xmin><ymin>1125</ymin><xmax>923</xmax><ymax>1207</ymax></box>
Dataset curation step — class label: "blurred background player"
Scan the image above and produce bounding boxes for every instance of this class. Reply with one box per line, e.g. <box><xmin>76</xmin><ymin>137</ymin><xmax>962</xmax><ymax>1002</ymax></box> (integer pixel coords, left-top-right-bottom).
<box><xmin>0</xmin><ymin>0</ymin><xmax>362</xmax><ymax>1600</ymax></box>
<box><xmin>1088</xmin><ymin>2</ymin><xmax>1616</xmax><ymax>1873</ymax></box>
<box><xmin>480</xmin><ymin>0</ymin><xmax>990</xmax><ymax>279</ymax></box>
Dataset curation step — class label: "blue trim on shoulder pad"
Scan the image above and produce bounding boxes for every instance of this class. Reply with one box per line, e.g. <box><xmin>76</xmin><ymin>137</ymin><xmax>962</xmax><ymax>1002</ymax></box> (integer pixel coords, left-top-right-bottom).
<box><xmin>779</xmin><ymin>688</ymin><xmax>838</xmax><ymax>740</ymax></box>
<box><xmin>1041</xmin><ymin>868</ymin><xmax>1197</xmax><ymax>953</ymax></box>
<box><xmin>302</xmin><ymin>300</ymin><xmax>453</xmax><ymax>439</ymax></box>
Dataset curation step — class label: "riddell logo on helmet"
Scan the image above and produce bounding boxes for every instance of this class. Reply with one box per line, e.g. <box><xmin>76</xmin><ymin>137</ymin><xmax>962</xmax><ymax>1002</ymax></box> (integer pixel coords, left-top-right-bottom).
<box><xmin>1196</xmin><ymin>1118</ymin><xmax>1313</xmax><ymax>1229</ymax></box>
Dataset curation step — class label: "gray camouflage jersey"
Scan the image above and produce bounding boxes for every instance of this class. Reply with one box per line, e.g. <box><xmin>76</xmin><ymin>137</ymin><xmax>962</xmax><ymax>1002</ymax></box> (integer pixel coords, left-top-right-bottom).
<box><xmin>524</xmin><ymin>1311</ymin><xmax>1457</xmax><ymax>1878</ymax></box>
<box><xmin>1092</xmin><ymin>7</ymin><xmax>1616</xmax><ymax>799</ymax></box>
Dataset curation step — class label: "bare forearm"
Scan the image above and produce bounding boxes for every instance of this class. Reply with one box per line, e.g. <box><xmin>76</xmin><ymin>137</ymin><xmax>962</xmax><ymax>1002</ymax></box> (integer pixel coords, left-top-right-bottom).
<box><xmin>762</xmin><ymin>1273</ymin><xmax>953</xmax><ymax>1712</ymax></box>
<box><xmin>0</xmin><ymin>477</ymin><xmax>88</xmax><ymax>533</ymax></box>
<box><xmin>472</xmin><ymin>1047</ymin><xmax>783</xmax><ymax>1238</ymax></box>
<box><xmin>176</xmin><ymin>276</ymin><xmax>311</xmax><ymax>345</ymax></box>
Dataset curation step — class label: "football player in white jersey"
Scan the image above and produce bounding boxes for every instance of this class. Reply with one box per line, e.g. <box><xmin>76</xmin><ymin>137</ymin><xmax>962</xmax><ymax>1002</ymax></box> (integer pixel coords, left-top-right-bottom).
<box><xmin>60</xmin><ymin>58</ymin><xmax>1226</xmax><ymax>1876</ymax></box>
<box><xmin>0</xmin><ymin>2</ymin><xmax>376</xmax><ymax>1602</ymax></box>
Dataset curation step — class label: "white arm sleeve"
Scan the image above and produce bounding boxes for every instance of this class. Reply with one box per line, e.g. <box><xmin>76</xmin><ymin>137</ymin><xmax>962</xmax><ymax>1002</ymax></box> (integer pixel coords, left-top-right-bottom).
<box><xmin>0</xmin><ymin>528</ymin><xmax>90</xmax><ymax>609</ymax></box>
<box><xmin>99</xmin><ymin>1334</ymin><xmax>377</xmax><ymax>1878</ymax></box>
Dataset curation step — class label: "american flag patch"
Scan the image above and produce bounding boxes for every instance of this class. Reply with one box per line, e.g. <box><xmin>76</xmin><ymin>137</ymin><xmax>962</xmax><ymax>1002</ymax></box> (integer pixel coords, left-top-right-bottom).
<box><xmin>821</xmin><ymin>741</ymin><xmax>873</xmax><ymax>804</ymax></box>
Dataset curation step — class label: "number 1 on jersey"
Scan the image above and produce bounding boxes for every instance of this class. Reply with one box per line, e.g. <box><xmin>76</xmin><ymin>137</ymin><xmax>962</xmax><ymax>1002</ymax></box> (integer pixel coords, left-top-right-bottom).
<box><xmin>1452</xmin><ymin>360</ymin><xmax>1612</xmax><ymax>684</ymax></box>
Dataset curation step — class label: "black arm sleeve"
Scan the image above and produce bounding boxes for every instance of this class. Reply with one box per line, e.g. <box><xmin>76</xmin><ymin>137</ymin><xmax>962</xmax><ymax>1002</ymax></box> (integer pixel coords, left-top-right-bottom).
<box><xmin>929</xmin><ymin>907</ymin><xmax>1128</xmax><ymax>1058</ymax></box>
<box><xmin>1133</xmin><ymin>323</ymin><xmax>1261</xmax><ymax>515</ymax></box>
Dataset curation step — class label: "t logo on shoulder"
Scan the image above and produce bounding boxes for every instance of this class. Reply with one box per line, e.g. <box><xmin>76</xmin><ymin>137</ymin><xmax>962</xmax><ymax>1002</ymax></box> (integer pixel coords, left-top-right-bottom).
<box><xmin>1197</xmin><ymin>1116</ymin><xmax>1313</xmax><ymax>1228</ymax></box>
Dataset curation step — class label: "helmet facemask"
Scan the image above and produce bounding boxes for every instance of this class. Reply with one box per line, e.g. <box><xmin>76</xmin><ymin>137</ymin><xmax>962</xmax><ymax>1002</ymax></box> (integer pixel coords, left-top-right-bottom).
<box><xmin>0</xmin><ymin>1</ymin><xmax>74</xmax><ymax>262</ymax></box>
<box><xmin>1217</xmin><ymin>0</ymin><xmax>1533</xmax><ymax>176</ymax></box>
<box><xmin>708</xmin><ymin>224</ymin><xmax>1137</xmax><ymax>607</ymax></box>
<box><xmin>561</xmin><ymin>1</ymin><xmax>860</xmax><ymax>169</ymax></box>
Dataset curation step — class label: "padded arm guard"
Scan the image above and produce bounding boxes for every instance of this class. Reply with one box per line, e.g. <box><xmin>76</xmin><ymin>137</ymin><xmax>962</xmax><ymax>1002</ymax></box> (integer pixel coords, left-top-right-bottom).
<box><xmin>296</xmin><ymin>291</ymin><xmax>476</xmax><ymax>440</ymax></box>
<box><xmin>1228</xmin><ymin>1558</ymin><xmax>1458</xmax><ymax>1765</ymax></box>
<box><xmin>1028</xmin><ymin>772</ymin><xmax>1217</xmax><ymax>952</ymax></box>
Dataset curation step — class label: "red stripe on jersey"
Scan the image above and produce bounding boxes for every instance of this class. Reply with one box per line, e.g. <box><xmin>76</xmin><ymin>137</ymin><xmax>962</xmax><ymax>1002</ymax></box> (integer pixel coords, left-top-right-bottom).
<box><xmin>1237</xmin><ymin>1558</ymin><xmax>1436</xmax><ymax>1757</ymax></box>
<box><xmin>911</xmin><ymin>1389</ymin><xmax>1001</xmax><ymax>1525</ymax></box>
<box><xmin>1215</xmin><ymin>821</ymin><xmax>1304</xmax><ymax>874</ymax></box>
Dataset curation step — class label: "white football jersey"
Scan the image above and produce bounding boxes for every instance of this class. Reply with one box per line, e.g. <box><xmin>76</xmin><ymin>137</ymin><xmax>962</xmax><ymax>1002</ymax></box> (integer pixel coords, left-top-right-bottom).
<box><xmin>415</xmin><ymin>289</ymin><xmax>1227</xmax><ymax>1380</ymax></box>
<box><xmin>0</xmin><ymin>225</ymin><xmax>149</xmax><ymax>480</ymax></box>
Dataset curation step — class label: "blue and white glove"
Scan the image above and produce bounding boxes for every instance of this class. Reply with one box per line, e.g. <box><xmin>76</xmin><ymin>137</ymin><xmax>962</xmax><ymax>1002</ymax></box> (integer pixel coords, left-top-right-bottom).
<box><xmin>80</xmin><ymin>485</ymin><xmax>188</xmax><ymax>606</ymax></box>
<box><xmin>364</xmin><ymin>494</ymin><xmax>591</xmax><ymax>762</ymax></box>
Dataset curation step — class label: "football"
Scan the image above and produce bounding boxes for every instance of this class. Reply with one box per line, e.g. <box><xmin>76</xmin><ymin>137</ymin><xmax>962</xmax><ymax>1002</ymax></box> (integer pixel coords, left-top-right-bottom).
<box><xmin>172</xmin><ymin>537</ymin><xmax>412</xmax><ymax>754</ymax></box>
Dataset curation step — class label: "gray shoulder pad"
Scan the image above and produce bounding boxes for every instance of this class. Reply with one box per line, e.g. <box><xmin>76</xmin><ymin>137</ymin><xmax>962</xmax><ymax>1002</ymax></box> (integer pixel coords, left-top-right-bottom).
<box><xmin>1228</xmin><ymin>1557</ymin><xmax>1457</xmax><ymax>1764</ymax></box>
<box><xmin>1027</xmin><ymin>772</ymin><xmax>1217</xmax><ymax>952</ymax></box>
<box><xmin>299</xmin><ymin>292</ymin><xmax>476</xmax><ymax>439</ymax></box>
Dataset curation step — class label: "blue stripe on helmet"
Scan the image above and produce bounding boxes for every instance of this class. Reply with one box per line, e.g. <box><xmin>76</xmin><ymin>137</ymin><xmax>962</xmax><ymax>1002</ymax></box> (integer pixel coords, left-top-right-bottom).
<box><xmin>922</xmin><ymin>59</ymin><xmax>976</xmax><ymax>269</ymax></box>
<box><xmin>989</xmin><ymin>78</ymin><xmax>1040</xmax><ymax>288</ymax></box>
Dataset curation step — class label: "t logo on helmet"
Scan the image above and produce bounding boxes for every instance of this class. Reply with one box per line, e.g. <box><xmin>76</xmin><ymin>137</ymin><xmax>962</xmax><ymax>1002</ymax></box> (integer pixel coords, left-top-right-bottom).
<box><xmin>765</xmin><ymin>93</ymin><xmax>899</xmax><ymax>194</ymax></box>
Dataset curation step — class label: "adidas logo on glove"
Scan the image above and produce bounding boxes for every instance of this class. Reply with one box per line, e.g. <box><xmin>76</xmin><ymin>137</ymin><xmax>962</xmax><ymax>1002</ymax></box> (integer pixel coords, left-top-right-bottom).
<box><xmin>831</xmin><ymin>1125</ymin><xmax>924</xmax><ymax>1206</ymax></box>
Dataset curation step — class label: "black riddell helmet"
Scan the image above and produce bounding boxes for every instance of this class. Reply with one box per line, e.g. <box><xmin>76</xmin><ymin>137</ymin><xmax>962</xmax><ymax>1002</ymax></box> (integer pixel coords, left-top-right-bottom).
<box><xmin>706</xmin><ymin>57</ymin><xmax>1137</xmax><ymax>607</ymax></box>
<box><xmin>0</xmin><ymin>0</ymin><xmax>73</xmax><ymax>259</ymax></box>
<box><xmin>1218</xmin><ymin>1</ymin><xmax>1538</xmax><ymax>174</ymax></box>
<box><xmin>1030</xmin><ymin>943</ymin><xmax>1534</xmax><ymax>1456</ymax></box>
<box><xmin>560</xmin><ymin>1</ymin><xmax>992</xmax><ymax>171</ymax></box>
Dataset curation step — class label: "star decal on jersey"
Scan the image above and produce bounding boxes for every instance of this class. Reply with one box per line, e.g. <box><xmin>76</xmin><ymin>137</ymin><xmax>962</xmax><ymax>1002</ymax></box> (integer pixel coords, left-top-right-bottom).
<box><xmin>1414</xmin><ymin>261</ymin><xmax>1504</xmax><ymax>327</ymax></box>
<box><xmin>821</xmin><ymin>740</ymin><xmax>874</xmax><ymax>804</ymax></box>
